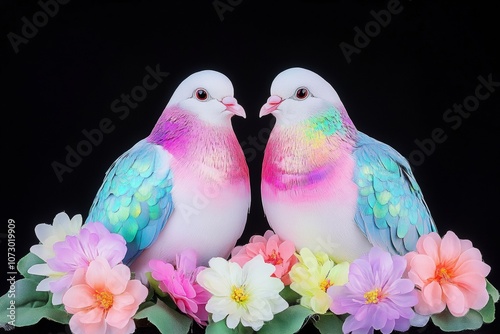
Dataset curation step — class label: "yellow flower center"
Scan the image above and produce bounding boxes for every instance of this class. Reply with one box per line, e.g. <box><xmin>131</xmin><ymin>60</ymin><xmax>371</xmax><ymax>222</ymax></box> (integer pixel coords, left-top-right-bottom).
<box><xmin>319</xmin><ymin>279</ymin><xmax>333</xmax><ymax>292</ymax></box>
<box><xmin>364</xmin><ymin>288</ymin><xmax>382</xmax><ymax>304</ymax></box>
<box><xmin>231</xmin><ymin>286</ymin><xmax>248</xmax><ymax>304</ymax></box>
<box><xmin>266</xmin><ymin>250</ymin><xmax>283</xmax><ymax>265</ymax></box>
<box><xmin>95</xmin><ymin>291</ymin><xmax>114</xmax><ymax>310</ymax></box>
<box><xmin>230</xmin><ymin>286</ymin><xmax>249</xmax><ymax>304</ymax></box>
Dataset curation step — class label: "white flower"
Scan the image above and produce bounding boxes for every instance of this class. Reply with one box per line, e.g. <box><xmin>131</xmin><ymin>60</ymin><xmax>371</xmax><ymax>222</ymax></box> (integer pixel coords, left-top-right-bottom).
<box><xmin>27</xmin><ymin>212</ymin><xmax>82</xmax><ymax>304</ymax></box>
<box><xmin>196</xmin><ymin>255</ymin><xmax>288</xmax><ymax>331</ymax></box>
<box><xmin>29</xmin><ymin>212</ymin><xmax>82</xmax><ymax>261</ymax></box>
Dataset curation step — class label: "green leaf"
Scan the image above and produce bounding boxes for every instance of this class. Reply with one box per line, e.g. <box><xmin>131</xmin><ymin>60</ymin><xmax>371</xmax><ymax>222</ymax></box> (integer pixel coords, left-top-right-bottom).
<box><xmin>146</xmin><ymin>271</ymin><xmax>168</xmax><ymax>298</ymax></box>
<box><xmin>477</xmin><ymin>280</ymin><xmax>499</xmax><ymax>324</ymax></box>
<box><xmin>478</xmin><ymin>294</ymin><xmax>496</xmax><ymax>324</ymax></box>
<box><xmin>145</xmin><ymin>271</ymin><xmax>179</xmax><ymax>310</ymax></box>
<box><xmin>259</xmin><ymin>305</ymin><xmax>315</xmax><ymax>334</ymax></box>
<box><xmin>486</xmin><ymin>279</ymin><xmax>499</xmax><ymax>303</ymax></box>
<box><xmin>205</xmin><ymin>319</ymin><xmax>234</xmax><ymax>334</ymax></box>
<box><xmin>205</xmin><ymin>320</ymin><xmax>253</xmax><ymax>334</ymax></box>
<box><xmin>431</xmin><ymin>307</ymin><xmax>483</xmax><ymax>332</ymax></box>
<box><xmin>0</xmin><ymin>278</ymin><xmax>70</xmax><ymax>327</ymax></box>
<box><xmin>136</xmin><ymin>300</ymin><xmax>155</xmax><ymax>314</ymax></box>
<box><xmin>312</xmin><ymin>312</ymin><xmax>344</xmax><ymax>334</ymax></box>
<box><xmin>280</xmin><ymin>285</ymin><xmax>301</xmax><ymax>305</ymax></box>
<box><xmin>134</xmin><ymin>298</ymin><xmax>192</xmax><ymax>334</ymax></box>
<box><xmin>17</xmin><ymin>252</ymin><xmax>45</xmax><ymax>282</ymax></box>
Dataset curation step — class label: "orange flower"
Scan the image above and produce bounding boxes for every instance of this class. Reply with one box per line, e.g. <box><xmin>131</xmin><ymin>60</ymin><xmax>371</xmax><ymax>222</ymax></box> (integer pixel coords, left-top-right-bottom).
<box><xmin>405</xmin><ymin>231</ymin><xmax>491</xmax><ymax>317</ymax></box>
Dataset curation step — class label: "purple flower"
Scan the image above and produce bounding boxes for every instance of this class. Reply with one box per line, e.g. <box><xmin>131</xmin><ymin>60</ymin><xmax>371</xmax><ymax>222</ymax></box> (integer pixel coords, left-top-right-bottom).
<box><xmin>328</xmin><ymin>247</ymin><xmax>418</xmax><ymax>334</ymax></box>
<box><xmin>30</xmin><ymin>222</ymin><xmax>127</xmax><ymax>305</ymax></box>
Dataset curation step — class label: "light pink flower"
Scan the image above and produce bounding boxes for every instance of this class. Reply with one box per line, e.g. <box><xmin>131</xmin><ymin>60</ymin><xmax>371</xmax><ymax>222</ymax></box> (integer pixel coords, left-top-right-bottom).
<box><xmin>63</xmin><ymin>256</ymin><xmax>148</xmax><ymax>334</ymax></box>
<box><xmin>405</xmin><ymin>231</ymin><xmax>491</xmax><ymax>317</ymax></box>
<box><xmin>230</xmin><ymin>230</ymin><xmax>298</xmax><ymax>285</ymax></box>
<box><xmin>149</xmin><ymin>249</ymin><xmax>210</xmax><ymax>325</ymax></box>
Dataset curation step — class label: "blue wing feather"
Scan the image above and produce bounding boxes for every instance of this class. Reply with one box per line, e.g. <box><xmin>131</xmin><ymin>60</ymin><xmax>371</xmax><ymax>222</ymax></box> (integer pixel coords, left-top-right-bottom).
<box><xmin>86</xmin><ymin>139</ymin><xmax>174</xmax><ymax>264</ymax></box>
<box><xmin>353</xmin><ymin>132</ymin><xmax>437</xmax><ymax>255</ymax></box>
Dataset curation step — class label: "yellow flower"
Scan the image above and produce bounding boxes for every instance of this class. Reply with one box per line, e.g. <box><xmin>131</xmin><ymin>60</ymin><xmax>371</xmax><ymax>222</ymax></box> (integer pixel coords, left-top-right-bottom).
<box><xmin>289</xmin><ymin>248</ymin><xmax>349</xmax><ymax>314</ymax></box>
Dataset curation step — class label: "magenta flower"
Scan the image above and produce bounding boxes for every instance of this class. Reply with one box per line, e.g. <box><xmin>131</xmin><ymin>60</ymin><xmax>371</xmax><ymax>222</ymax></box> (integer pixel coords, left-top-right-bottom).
<box><xmin>149</xmin><ymin>249</ymin><xmax>210</xmax><ymax>325</ymax></box>
<box><xmin>30</xmin><ymin>222</ymin><xmax>127</xmax><ymax>304</ymax></box>
<box><xmin>328</xmin><ymin>247</ymin><xmax>418</xmax><ymax>334</ymax></box>
<box><xmin>230</xmin><ymin>230</ymin><xmax>298</xmax><ymax>285</ymax></box>
<box><xmin>405</xmin><ymin>231</ymin><xmax>491</xmax><ymax>317</ymax></box>
<box><xmin>63</xmin><ymin>256</ymin><xmax>148</xmax><ymax>334</ymax></box>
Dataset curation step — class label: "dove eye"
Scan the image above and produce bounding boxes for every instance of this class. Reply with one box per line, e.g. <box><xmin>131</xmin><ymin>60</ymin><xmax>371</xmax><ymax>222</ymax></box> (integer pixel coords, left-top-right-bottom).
<box><xmin>194</xmin><ymin>88</ymin><xmax>209</xmax><ymax>101</ymax></box>
<box><xmin>294</xmin><ymin>87</ymin><xmax>309</xmax><ymax>100</ymax></box>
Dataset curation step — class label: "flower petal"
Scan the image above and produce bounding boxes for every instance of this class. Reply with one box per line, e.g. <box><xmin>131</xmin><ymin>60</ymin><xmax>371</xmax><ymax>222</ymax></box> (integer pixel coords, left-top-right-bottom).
<box><xmin>63</xmin><ymin>284</ymin><xmax>96</xmax><ymax>310</ymax></box>
<box><xmin>69</xmin><ymin>312</ymin><xmax>107</xmax><ymax>334</ymax></box>
<box><xmin>440</xmin><ymin>231</ymin><xmax>462</xmax><ymax>264</ymax></box>
<box><xmin>30</xmin><ymin>244</ymin><xmax>53</xmax><ymax>261</ymax></box>
<box><xmin>106</xmin><ymin>303</ymin><xmax>134</xmax><ymax>329</ymax></box>
<box><xmin>408</xmin><ymin>254</ymin><xmax>436</xmax><ymax>286</ymax></box>
<box><xmin>86</xmin><ymin>257</ymin><xmax>111</xmax><ymax>291</ymax></box>
<box><xmin>420</xmin><ymin>232</ymin><xmax>440</xmax><ymax>261</ymax></box>
<box><xmin>442</xmin><ymin>283</ymin><xmax>467</xmax><ymax>317</ymax></box>
<box><xmin>106</xmin><ymin>264</ymin><xmax>130</xmax><ymax>295</ymax></box>
<box><xmin>226</xmin><ymin>312</ymin><xmax>242</xmax><ymax>329</ymax></box>
<box><xmin>28</xmin><ymin>263</ymin><xmax>56</xmax><ymax>276</ymax></box>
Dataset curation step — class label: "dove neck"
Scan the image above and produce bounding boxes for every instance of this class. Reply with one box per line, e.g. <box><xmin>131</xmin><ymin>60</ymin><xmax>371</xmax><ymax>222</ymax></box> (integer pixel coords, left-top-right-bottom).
<box><xmin>148</xmin><ymin>107</ymin><xmax>248</xmax><ymax>179</ymax></box>
<box><xmin>262</xmin><ymin>122</ymin><xmax>357</xmax><ymax>191</ymax></box>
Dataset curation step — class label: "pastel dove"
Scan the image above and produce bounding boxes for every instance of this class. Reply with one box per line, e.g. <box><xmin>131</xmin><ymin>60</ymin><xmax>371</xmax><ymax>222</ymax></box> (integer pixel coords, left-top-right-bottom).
<box><xmin>86</xmin><ymin>70</ymin><xmax>251</xmax><ymax>281</ymax></box>
<box><xmin>260</xmin><ymin>67</ymin><xmax>437</xmax><ymax>263</ymax></box>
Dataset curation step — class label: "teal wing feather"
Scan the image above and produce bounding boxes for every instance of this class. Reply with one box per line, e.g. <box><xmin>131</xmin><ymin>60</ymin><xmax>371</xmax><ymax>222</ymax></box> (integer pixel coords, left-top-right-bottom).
<box><xmin>86</xmin><ymin>139</ymin><xmax>174</xmax><ymax>264</ymax></box>
<box><xmin>353</xmin><ymin>132</ymin><xmax>437</xmax><ymax>255</ymax></box>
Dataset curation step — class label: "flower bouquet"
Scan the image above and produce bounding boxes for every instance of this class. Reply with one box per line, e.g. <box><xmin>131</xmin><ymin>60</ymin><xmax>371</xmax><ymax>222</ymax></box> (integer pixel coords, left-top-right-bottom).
<box><xmin>1</xmin><ymin>212</ymin><xmax>498</xmax><ymax>334</ymax></box>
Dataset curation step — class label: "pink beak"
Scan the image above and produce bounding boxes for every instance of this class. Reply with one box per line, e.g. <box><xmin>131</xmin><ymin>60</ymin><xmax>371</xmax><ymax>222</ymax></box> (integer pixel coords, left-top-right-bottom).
<box><xmin>222</xmin><ymin>96</ymin><xmax>246</xmax><ymax>118</ymax></box>
<box><xmin>259</xmin><ymin>95</ymin><xmax>282</xmax><ymax>117</ymax></box>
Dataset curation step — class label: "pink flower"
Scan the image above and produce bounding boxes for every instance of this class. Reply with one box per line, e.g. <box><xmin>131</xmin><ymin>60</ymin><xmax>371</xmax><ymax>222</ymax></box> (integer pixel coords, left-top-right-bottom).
<box><xmin>63</xmin><ymin>256</ymin><xmax>148</xmax><ymax>334</ymax></box>
<box><xmin>30</xmin><ymin>222</ymin><xmax>127</xmax><ymax>305</ymax></box>
<box><xmin>149</xmin><ymin>249</ymin><xmax>210</xmax><ymax>325</ymax></box>
<box><xmin>405</xmin><ymin>231</ymin><xmax>491</xmax><ymax>317</ymax></box>
<box><xmin>230</xmin><ymin>230</ymin><xmax>298</xmax><ymax>285</ymax></box>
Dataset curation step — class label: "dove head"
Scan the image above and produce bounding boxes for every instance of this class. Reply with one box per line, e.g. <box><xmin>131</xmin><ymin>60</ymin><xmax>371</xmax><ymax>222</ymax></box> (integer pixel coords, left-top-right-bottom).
<box><xmin>166</xmin><ymin>69</ymin><xmax>245</xmax><ymax>125</ymax></box>
<box><xmin>260</xmin><ymin>67</ymin><xmax>347</xmax><ymax>126</ymax></box>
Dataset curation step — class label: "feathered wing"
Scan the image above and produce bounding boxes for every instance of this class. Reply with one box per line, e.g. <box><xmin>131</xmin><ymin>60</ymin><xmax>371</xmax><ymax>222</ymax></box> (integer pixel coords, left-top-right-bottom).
<box><xmin>86</xmin><ymin>138</ymin><xmax>174</xmax><ymax>264</ymax></box>
<box><xmin>352</xmin><ymin>132</ymin><xmax>437</xmax><ymax>255</ymax></box>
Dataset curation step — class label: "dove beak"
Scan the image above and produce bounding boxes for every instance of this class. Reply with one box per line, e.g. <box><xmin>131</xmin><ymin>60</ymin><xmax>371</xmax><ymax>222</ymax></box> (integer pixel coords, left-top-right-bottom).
<box><xmin>259</xmin><ymin>95</ymin><xmax>282</xmax><ymax>117</ymax></box>
<box><xmin>222</xmin><ymin>96</ymin><xmax>246</xmax><ymax>119</ymax></box>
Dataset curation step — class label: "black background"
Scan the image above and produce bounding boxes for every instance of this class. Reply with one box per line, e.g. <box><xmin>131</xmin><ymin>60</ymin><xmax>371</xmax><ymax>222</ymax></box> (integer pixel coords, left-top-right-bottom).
<box><xmin>1</xmin><ymin>0</ymin><xmax>499</xmax><ymax>333</ymax></box>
